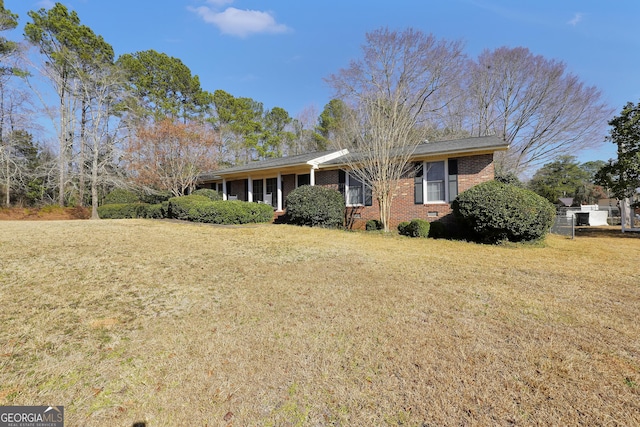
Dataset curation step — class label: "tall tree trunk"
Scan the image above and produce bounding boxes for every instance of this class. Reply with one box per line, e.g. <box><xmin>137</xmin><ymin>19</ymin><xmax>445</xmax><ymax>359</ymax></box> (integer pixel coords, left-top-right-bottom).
<box><xmin>78</xmin><ymin>100</ymin><xmax>87</xmax><ymax>207</ymax></box>
<box><xmin>90</xmin><ymin>136</ymin><xmax>99</xmax><ymax>219</ymax></box>
<box><xmin>58</xmin><ymin>89</ymin><xmax>67</xmax><ymax>206</ymax></box>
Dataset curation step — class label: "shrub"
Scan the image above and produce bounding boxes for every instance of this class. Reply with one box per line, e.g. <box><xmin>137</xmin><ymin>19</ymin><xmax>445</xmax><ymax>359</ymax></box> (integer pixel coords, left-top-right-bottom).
<box><xmin>452</xmin><ymin>180</ymin><xmax>555</xmax><ymax>243</ymax></box>
<box><xmin>397</xmin><ymin>221</ymin><xmax>410</xmax><ymax>235</ymax></box>
<box><xmin>168</xmin><ymin>195</ymin><xmax>273</xmax><ymax>224</ymax></box>
<box><xmin>398</xmin><ymin>219</ymin><xmax>430</xmax><ymax>238</ymax></box>
<box><xmin>366</xmin><ymin>219</ymin><xmax>383</xmax><ymax>231</ymax></box>
<box><xmin>97</xmin><ymin>203</ymin><xmax>148</xmax><ymax>219</ymax></box>
<box><xmin>139</xmin><ymin>191</ymin><xmax>172</xmax><ymax>205</ymax></box>
<box><xmin>104</xmin><ymin>189</ymin><xmax>139</xmax><ymax>205</ymax></box>
<box><xmin>167</xmin><ymin>195</ymin><xmax>211</xmax><ymax>220</ymax></box>
<box><xmin>143</xmin><ymin>203</ymin><xmax>166</xmax><ymax>219</ymax></box>
<box><xmin>428</xmin><ymin>221</ymin><xmax>447</xmax><ymax>239</ymax></box>
<box><xmin>285</xmin><ymin>185</ymin><xmax>345</xmax><ymax>228</ymax></box>
<box><xmin>191</xmin><ymin>188</ymin><xmax>223</xmax><ymax>201</ymax></box>
<box><xmin>190</xmin><ymin>200</ymin><xmax>274</xmax><ymax>224</ymax></box>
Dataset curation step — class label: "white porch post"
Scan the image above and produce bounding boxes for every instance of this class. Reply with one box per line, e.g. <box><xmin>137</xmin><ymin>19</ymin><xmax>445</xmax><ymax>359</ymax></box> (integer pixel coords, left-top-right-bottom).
<box><xmin>263</xmin><ymin>178</ymin><xmax>267</xmax><ymax>201</ymax></box>
<box><xmin>310</xmin><ymin>167</ymin><xmax>316</xmax><ymax>186</ymax></box>
<box><xmin>247</xmin><ymin>176</ymin><xmax>253</xmax><ymax>202</ymax></box>
<box><xmin>277</xmin><ymin>172</ymin><xmax>283</xmax><ymax>211</ymax></box>
<box><xmin>222</xmin><ymin>178</ymin><xmax>227</xmax><ymax>200</ymax></box>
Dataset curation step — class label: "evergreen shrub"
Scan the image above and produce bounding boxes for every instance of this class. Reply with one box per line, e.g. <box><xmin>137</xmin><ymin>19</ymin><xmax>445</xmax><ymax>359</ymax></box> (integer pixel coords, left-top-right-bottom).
<box><xmin>285</xmin><ymin>185</ymin><xmax>345</xmax><ymax>228</ymax></box>
<box><xmin>398</xmin><ymin>219</ymin><xmax>430</xmax><ymax>238</ymax></box>
<box><xmin>104</xmin><ymin>189</ymin><xmax>139</xmax><ymax>204</ymax></box>
<box><xmin>97</xmin><ymin>203</ymin><xmax>148</xmax><ymax>219</ymax></box>
<box><xmin>191</xmin><ymin>188</ymin><xmax>223</xmax><ymax>201</ymax></box>
<box><xmin>168</xmin><ymin>195</ymin><xmax>273</xmax><ymax>224</ymax></box>
<box><xmin>167</xmin><ymin>195</ymin><xmax>211</xmax><ymax>220</ymax></box>
<box><xmin>452</xmin><ymin>180</ymin><xmax>555</xmax><ymax>243</ymax></box>
<box><xmin>139</xmin><ymin>191</ymin><xmax>172</xmax><ymax>204</ymax></box>
<box><xmin>366</xmin><ymin>219</ymin><xmax>383</xmax><ymax>231</ymax></box>
<box><xmin>143</xmin><ymin>203</ymin><xmax>166</xmax><ymax>219</ymax></box>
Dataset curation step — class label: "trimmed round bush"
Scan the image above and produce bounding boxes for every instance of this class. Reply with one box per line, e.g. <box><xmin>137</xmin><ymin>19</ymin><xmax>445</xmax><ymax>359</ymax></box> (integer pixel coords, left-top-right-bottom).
<box><xmin>192</xmin><ymin>188</ymin><xmax>223</xmax><ymax>201</ymax></box>
<box><xmin>285</xmin><ymin>185</ymin><xmax>345</xmax><ymax>228</ymax></box>
<box><xmin>366</xmin><ymin>219</ymin><xmax>383</xmax><ymax>231</ymax></box>
<box><xmin>398</xmin><ymin>218</ymin><xmax>430</xmax><ymax>238</ymax></box>
<box><xmin>104</xmin><ymin>189</ymin><xmax>139</xmax><ymax>204</ymax></box>
<box><xmin>452</xmin><ymin>180</ymin><xmax>555</xmax><ymax>243</ymax></box>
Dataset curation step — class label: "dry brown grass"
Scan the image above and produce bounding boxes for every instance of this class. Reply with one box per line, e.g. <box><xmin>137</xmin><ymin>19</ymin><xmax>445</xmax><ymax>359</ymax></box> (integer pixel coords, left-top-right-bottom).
<box><xmin>0</xmin><ymin>220</ymin><xmax>638</xmax><ymax>426</ymax></box>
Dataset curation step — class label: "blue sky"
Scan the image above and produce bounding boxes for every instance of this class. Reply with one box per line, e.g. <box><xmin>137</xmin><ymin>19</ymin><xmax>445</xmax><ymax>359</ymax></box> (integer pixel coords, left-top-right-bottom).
<box><xmin>7</xmin><ymin>0</ymin><xmax>640</xmax><ymax>164</ymax></box>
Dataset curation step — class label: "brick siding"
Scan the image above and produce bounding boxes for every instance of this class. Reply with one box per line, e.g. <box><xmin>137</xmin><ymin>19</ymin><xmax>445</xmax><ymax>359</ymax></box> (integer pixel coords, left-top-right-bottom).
<box><xmin>339</xmin><ymin>154</ymin><xmax>495</xmax><ymax>229</ymax></box>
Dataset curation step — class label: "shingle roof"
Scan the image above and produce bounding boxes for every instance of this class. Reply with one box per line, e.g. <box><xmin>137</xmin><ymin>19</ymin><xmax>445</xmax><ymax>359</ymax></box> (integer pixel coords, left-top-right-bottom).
<box><xmin>199</xmin><ymin>149</ymin><xmax>342</xmax><ymax>180</ymax></box>
<box><xmin>321</xmin><ymin>135</ymin><xmax>508</xmax><ymax>166</ymax></box>
<box><xmin>200</xmin><ymin>135</ymin><xmax>508</xmax><ymax>180</ymax></box>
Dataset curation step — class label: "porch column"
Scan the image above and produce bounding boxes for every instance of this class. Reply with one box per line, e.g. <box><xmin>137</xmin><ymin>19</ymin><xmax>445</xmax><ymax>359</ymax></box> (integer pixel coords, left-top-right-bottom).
<box><xmin>247</xmin><ymin>176</ymin><xmax>253</xmax><ymax>202</ymax></box>
<box><xmin>222</xmin><ymin>178</ymin><xmax>227</xmax><ymax>200</ymax></box>
<box><xmin>310</xmin><ymin>167</ymin><xmax>316</xmax><ymax>186</ymax></box>
<box><xmin>277</xmin><ymin>172</ymin><xmax>283</xmax><ymax>212</ymax></box>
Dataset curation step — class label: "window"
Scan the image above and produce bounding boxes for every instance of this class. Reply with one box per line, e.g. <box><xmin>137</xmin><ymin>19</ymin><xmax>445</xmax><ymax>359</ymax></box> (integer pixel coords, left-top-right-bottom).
<box><xmin>346</xmin><ymin>173</ymin><xmax>372</xmax><ymax>206</ymax></box>
<box><xmin>266</xmin><ymin>178</ymin><xmax>277</xmax><ymax>208</ymax></box>
<box><xmin>253</xmin><ymin>179</ymin><xmax>264</xmax><ymax>203</ymax></box>
<box><xmin>297</xmin><ymin>174</ymin><xmax>310</xmax><ymax>187</ymax></box>
<box><xmin>426</xmin><ymin>161</ymin><xmax>445</xmax><ymax>202</ymax></box>
<box><xmin>414</xmin><ymin>160</ymin><xmax>458</xmax><ymax>203</ymax></box>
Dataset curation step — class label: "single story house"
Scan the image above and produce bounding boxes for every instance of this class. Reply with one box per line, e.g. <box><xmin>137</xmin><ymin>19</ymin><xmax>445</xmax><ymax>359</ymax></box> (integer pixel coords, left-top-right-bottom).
<box><xmin>197</xmin><ymin>135</ymin><xmax>509</xmax><ymax>229</ymax></box>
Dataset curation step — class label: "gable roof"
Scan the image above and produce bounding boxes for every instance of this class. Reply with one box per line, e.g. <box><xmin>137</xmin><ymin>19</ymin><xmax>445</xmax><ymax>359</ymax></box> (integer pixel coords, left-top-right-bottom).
<box><xmin>323</xmin><ymin>135</ymin><xmax>508</xmax><ymax>167</ymax></box>
<box><xmin>198</xmin><ymin>149</ymin><xmax>343</xmax><ymax>181</ymax></box>
<box><xmin>200</xmin><ymin>135</ymin><xmax>508</xmax><ymax>180</ymax></box>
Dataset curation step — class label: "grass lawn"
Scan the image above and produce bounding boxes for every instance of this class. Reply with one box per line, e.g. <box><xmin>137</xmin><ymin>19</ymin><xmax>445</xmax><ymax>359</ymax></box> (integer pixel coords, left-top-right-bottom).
<box><xmin>0</xmin><ymin>220</ymin><xmax>638</xmax><ymax>426</ymax></box>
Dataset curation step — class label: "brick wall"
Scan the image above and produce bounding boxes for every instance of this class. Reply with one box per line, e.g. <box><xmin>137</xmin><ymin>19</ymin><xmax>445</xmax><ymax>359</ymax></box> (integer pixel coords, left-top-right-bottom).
<box><xmin>341</xmin><ymin>154</ymin><xmax>495</xmax><ymax>229</ymax></box>
<box><xmin>315</xmin><ymin>169</ymin><xmax>340</xmax><ymax>190</ymax></box>
<box><xmin>282</xmin><ymin>174</ymin><xmax>295</xmax><ymax>207</ymax></box>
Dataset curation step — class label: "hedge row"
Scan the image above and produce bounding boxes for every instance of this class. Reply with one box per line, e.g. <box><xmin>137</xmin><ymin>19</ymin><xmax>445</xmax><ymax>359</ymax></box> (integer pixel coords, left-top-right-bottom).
<box><xmin>97</xmin><ymin>203</ymin><xmax>150</xmax><ymax>219</ymax></box>
<box><xmin>167</xmin><ymin>195</ymin><xmax>274</xmax><ymax>224</ymax></box>
<box><xmin>98</xmin><ymin>195</ymin><xmax>273</xmax><ymax>225</ymax></box>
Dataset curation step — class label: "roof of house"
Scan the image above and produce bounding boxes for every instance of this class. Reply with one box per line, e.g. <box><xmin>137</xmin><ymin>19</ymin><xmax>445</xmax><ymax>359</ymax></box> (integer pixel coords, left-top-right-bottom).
<box><xmin>200</xmin><ymin>135</ymin><xmax>508</xmax><ymax>181</ymax></box>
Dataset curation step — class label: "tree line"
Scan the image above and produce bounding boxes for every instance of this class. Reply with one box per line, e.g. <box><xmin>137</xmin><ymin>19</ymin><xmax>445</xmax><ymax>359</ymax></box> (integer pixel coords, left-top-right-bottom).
<box><xmin>2</xmin><ymin>2</ymin><xmax>628</xmax><ymax>221</ymax></box>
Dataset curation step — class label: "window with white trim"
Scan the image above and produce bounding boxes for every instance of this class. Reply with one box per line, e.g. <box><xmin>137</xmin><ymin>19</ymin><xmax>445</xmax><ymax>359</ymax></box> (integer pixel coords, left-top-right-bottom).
<box><xmin>414</xmin><ymin>160</ymin><xmax>458</xmax><ymax>203</ymax></box>
<box><xmin>426</xmin><ymin>161</ymin><xmax>445</xmax><ymax>201</ymax></box>
<box><xmin>345</xmin><ymin>173</ymin><xmax>372</xmax><ymax>206</ymax></box>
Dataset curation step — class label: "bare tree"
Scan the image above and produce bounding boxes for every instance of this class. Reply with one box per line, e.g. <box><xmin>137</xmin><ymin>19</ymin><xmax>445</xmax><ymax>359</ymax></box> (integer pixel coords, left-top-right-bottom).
<box><xmin>326</xmin><ymin>27</ymin><xmax>466</xmax><ymax>232</ymax></box>
<box><xmin>124</xmin><ymin>118</ymin><xmax>220</xmax><ymax>197</ymax></box>
<box><xmin>72</xmin><ymin>61</ymin><xmax>128</xmax><ymax>218</ymax></box>
<box><xmin>286</xmin><ymin>104</ymin><xmax>332</xmax><ymax>156</ymax></box>
<box><xmin>468</xmin><ymin>47</ymin><xmax>613</xmax><ymax>174</ymax></box>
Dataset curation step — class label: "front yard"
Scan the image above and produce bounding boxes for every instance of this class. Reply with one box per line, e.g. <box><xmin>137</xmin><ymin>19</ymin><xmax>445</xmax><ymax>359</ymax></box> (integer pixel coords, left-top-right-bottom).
<box><xmin>0</xmin><ymin>220</ymin><xmax>638</xmax><ymax>425</ymax></box>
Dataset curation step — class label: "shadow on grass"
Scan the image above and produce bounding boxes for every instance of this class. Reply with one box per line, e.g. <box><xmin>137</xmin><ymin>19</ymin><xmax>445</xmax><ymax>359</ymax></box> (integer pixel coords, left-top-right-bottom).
<box><xmin>575</xmin><ymin>226</ymin><xmax>640</xmax><ymax>239</ymax></box>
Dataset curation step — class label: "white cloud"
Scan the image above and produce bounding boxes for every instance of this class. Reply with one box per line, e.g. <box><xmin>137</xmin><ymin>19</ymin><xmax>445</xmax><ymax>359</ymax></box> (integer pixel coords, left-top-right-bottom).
<box><xmin>568</xmin><ymin>12</ymin><xmax>584</xmax><ymax>26</ymax></box>
<box><xmin>190</xmin><ymin>4</ymin><xmax>291</xmax><ymax>38</ymax></box>
<box><xmin>205</xmin><ymin>0</ymin><xmax>234</xmax><ymax>6</ymax></box>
